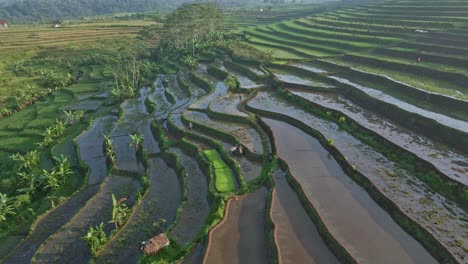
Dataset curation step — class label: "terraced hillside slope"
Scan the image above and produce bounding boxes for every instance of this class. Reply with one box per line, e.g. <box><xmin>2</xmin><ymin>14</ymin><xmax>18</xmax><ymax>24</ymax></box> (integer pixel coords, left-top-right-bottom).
<box><xmin>1</xmin><ymin>0</ymin><xmax>468</xmax><ymax>263</ymax></box>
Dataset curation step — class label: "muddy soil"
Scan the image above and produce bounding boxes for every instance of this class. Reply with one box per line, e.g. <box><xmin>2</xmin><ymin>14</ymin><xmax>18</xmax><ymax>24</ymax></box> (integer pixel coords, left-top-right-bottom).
<box><xmin>185</xmin><ymin>111</ymin><xmax>263</xmax><ymax>154</ymax></box>
<box><xmin>204</xmin><ymin>187</ymin><xmax>269</xmax><ymax>264</ymax></box>
<box><xmin>290</xmin><ymin>90</ymin><xmax>468</xmax><ymax>185</ymax></box>
<box><xmin>35</xmin><ymin>175</ymin><xmax>140</xmax><ymax>264</ymax></box>
<box><xmin>264</xmin><ymin>117</ymin><xmax>436</xmax><ymax>264</ymax></box>
<box><xmin>168</xmin><ymin>148</ymin><xmax>210</xmax><ymax>246</ymax></box>
<box><xmin>270</xmin><ymin>169</ymin><xmax>339</xmax><ymax>264</ymax></box>
<box><xmin>95</xmin><ymin>158</ymin><xmax>181</xmax><ymax>263</ymax></box>
<box><xmin>248</xmin><ymin>92</ymin><xmax>467</xmax><ymax>262</ymax></box>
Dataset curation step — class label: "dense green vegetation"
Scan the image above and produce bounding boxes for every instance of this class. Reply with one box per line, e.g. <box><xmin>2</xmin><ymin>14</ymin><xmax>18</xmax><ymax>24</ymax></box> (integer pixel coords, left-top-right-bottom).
<box><xmin>204</xmin><ymin>149</ymin><xmax>237</xmax><ymax>193</ymax></box>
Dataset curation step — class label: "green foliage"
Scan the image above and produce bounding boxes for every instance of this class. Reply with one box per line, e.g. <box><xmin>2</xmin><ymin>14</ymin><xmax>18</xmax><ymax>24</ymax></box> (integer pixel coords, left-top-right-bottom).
<box><xmin>182</xmin><ymin>55</ymin><xmax>197</xmax><ymax>69</ymax></box>
<box><xmin>63</xmin><ymin>110</ymin><xmax>85</xmax><ymax>125</ymax></box>
<box><xmin>204</xmin><ymin>149</ymin><xmax>236</xmax><ymax>193</ymax></box>
<box><xmin>83</xmin><ymin>222</ymin><xmax>108</xmax><ymax>256</ymax></box>
<box><xmin>110</xmin><ymin>194</ymin><xmax>131</xmax><ymax>230</ymax></box>
<box><xmin>0</xmin><ymin>193</ymin><xmax>16</xmax><ymax>222</ymax></box>
<box><xmin>104</xmin><ymin>135</ymin><xmax>116</xmax><ymax>165</ymax></box>
<box><xmin>160</xmin><ymin>3</ymin><xmax>224</xmax><ymax>56</ymax></box>
<box><xmin>224</xmin><ymin>74</ymin><xmax>238</xmax><ymax>92</ymax></box>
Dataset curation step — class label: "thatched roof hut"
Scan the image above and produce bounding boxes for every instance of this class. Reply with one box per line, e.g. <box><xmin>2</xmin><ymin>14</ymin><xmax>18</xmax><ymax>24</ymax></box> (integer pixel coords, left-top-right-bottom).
<box><xmin>140</xmin><ymin>233</ymin><xmax>170</xmax><ymax>255</ymax></box>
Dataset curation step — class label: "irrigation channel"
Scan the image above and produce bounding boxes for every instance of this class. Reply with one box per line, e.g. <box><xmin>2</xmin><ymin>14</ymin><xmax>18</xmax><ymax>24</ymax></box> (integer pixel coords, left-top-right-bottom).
<box><xmin>5</xmin><ymin>56</ymin><xmax>468</xmax><ymax>264</ymax></box>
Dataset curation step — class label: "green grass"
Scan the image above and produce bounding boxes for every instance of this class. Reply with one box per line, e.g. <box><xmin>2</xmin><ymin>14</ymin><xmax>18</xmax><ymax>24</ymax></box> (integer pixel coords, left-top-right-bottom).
<box><xmin>204</xmin><ymin>149</ymin><xmax>236</xmax><ymax>193</ymax></box>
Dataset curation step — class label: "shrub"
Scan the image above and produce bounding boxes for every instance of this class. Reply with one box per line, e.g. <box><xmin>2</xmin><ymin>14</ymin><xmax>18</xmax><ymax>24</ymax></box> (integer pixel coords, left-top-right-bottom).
<box><xmin>83</xmin><ymin>222</ymin><xmax>108</xmax><ymax>255</ymax></box>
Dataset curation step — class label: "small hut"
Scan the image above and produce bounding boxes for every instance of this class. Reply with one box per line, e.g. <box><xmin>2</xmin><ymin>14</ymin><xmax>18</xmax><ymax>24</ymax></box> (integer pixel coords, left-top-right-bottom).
<box><xmin>139</xmin><ymin>233</ymin><xmax>170</xmax><ymax>255</ymax></box>
<box><xmin>0</xmin><ymin>20</ymin><xmax>8</xmax><ymax>29</ymax></box>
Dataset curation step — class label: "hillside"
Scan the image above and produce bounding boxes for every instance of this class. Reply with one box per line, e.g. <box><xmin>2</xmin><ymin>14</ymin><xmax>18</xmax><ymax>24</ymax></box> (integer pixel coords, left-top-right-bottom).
<box><xmin>0</xmin><ymin>0</ymin><xmax>339</xmax><ymax>23</ymax></box>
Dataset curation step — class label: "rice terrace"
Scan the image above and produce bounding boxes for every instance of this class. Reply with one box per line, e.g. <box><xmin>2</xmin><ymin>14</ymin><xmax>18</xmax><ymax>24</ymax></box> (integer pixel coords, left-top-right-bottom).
<box><xmin>0</xmin><ymin>0</ymin><xmax>467</xmax><ymax>263</ymax></box>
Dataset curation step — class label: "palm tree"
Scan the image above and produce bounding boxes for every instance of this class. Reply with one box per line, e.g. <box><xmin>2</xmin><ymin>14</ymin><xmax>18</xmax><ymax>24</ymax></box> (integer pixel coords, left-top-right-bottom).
<box><xmin>0</xmin><ymin>193</ymin><xmax>16</xmax><ymax>222</ymax></box>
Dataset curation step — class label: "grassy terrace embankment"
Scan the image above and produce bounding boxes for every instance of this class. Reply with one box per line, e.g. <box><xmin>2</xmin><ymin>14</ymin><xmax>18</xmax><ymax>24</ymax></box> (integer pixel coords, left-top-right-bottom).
<box><xmin>242</xmin><ymin>0</ymin><xmax>468</xmax><ymax>101</ymax></box>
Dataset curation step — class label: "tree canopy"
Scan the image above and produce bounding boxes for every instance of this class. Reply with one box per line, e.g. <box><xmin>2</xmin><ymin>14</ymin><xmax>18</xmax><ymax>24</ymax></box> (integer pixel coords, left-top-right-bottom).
<box><xmin>160</xmin><ymin>3</ymin><xmax>224</xmax><ymax>56</ymax></box>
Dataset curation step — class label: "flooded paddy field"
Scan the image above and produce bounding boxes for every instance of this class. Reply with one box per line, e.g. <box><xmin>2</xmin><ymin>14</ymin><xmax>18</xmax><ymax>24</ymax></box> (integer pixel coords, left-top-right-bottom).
<box><xmin>248</xmin><ymin>93</ymin><xmax>468</xmax><ymax>262</ymax></box>
<box><xmin>34</xmin><ymin>175</ymin><xmax>140</xmax><ymax>263</ymax></box>
<box><xmin>264</xmin><ymin>117</ymin><xmax>436</xmax><ymax>264</ymax></box>
<box><xmin>270</xmin><ymin>169</ymin><xmax>339</xmax><ymax>264</ymax></box>
<box><xmin>4</xmin><ymin>2</ymin><xmax>468</xmax><ymax>261</ymax></box>
<box><xmin>168</xmin><ymin>148</ymin><xmax>210</xmax><ymax>247</ymax></box>
<box><xmin>185</xmin><ymin>110</ymin><xmax>264</xmax><ymax>154</ymax></box>
<box><xmin>203</xmin><ymin>187</ymin><xmax>269</xmax><ymax>264</ymax></box>
<box><xmin>95</xmin><ymin>158</ymin><xmax>181</xmax><ymax>263</ymax></box>
<box><xmin>289</xmin><ymin>90</ymin><xmax>468</xmax><ymax>185</ymax></box>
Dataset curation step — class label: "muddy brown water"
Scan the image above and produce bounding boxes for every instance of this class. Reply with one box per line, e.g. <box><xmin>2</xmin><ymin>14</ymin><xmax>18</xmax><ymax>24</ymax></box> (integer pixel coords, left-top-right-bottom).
<box><xmin>289</xmin><ymin>90</ymin><xmax>468</xmax><ymax>186</ymax></box>
<box><xmin>168</xmin><ymin>148</ymin><xmax>211</xmax><ymax>247</ymax></box>
<box><xmin>270</xmin><ymin>169</ymin><xmax>339</xmax><ymax>264</ymax></box>
<box><xmin>249</xmin><ymin>92</ymin><xmax>467</xmax><ymax>261</ymax></box>
<box><xmin>95</xmin><ymin>158</ymin><xmax>181</xmax><ymax>263</ymax></box>
<box><xmin>35</xmin><ymin>175</ymin><xmax>140</xmax><ymax>264</ymax></box>
<box><xmin>264</xmin><ymin>118</ymin><xmax>437</xmax><ymax>264</ymax></box>
<box><xmin>2</xmin><ymin>116</ymin><xmax>116</xmax><ymax>264</ymax></box>
<box><xmin>203</xmin><ymin>187</ymin><xmax>269</xmax><ymax>264</ymax></box>
<box><xmin>185</xmin><ymin>111</ymin><xmax>264</xmax><ymax>154</ymax></box>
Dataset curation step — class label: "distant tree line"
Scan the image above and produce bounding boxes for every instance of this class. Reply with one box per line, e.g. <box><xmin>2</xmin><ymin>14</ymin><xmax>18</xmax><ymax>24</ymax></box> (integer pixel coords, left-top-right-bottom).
<box><xmin>0</xmin><ymin>0</ymin><xmax>324</xmax><ymax>23</ymax></box>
